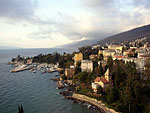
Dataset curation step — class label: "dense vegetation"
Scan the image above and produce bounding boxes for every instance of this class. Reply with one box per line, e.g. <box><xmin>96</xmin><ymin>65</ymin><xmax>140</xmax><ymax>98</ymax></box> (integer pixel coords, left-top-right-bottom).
<box><xmin>73</xmin><ymin>56</ymin><xmax>150</xmax><ymax>113</ymax></box>
<box><xmin>32</xmin><ymin>52</ymin><xmax>74</xmax><ymax>68</ymax></box>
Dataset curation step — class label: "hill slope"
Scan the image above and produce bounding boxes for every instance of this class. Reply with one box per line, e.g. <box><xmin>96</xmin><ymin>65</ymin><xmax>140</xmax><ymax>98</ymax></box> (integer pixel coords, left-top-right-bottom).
<box><xmin>97</xmin><ymin>24</ymin><xmax>150</xmax><ymax>45</ymax></box>
<box><xmin>60</xmin><ymin>39</ymin><xmax>99</xmax><ymax>49</ymax></box>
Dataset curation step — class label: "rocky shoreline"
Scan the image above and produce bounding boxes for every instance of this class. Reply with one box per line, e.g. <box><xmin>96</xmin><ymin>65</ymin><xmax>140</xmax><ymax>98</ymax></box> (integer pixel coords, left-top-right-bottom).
<box><xmin>59</xmin><ymin>90</ymin><xmax>117</xmax><ymax>113</ymax></box>
<box><xmin>65</xmin><ymin>96</ymin><xmax>106</xmax><ymax>113</ymax></box>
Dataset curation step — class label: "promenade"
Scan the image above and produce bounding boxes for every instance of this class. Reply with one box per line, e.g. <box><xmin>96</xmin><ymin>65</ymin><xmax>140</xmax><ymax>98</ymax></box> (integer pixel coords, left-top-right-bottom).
<box><xmin>72</xmin><ymin>93</ymin><xmax>119</xmax><ymax>113</ymax></box>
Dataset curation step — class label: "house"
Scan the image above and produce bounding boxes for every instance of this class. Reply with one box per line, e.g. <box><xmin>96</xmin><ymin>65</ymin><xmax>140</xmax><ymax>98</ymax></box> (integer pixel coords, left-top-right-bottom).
<box><xmin>144</xmin><ymin>42</ymin><xmax>150</xmax><ymax>48</ymax></box>
<box><xmin>113</xmin><ymin>55</ymin><xmax>127</xmax><ymax>61</ymax></box>
<box><xmin>91</xmin><ymin>82</ymin><xmax>100</xmax><ymax>92</ymax></box>
<box><xmin>74</xmin><ymin>52</ymin><xmax>83</xmax><ymax>66</ymax></box>
<box><xmin>98</xmin><ymin>50</ymin><xmax>104</xmax><ymax>55</ymax></box>
<box><xmin>108</xmin><ymin>44</ymin><xmax>123</xmax><ymax>51</ymax></box>
<box><xmin>74</xmin><ymin>52</ymin><xmax>83</xmax><ymax>62</ymax></box>
<box><xmin>27</xmin><ymin>59</ymin><xmax>33</xmax><ymax>64</ymax></box>
<box><xmin>65</xmin><ymin>67</ymin><xmax>75</xmax><ymax>78</ymax></box>
<box><xmin>81</xmin><ymin>60</ymin><xmax>93</xmax><ymax>72</ymax></box>
<box><xmin>89</xmin><ymin>54</ymin><xmax>98</xmax><ymax>60</ymax></box>
<box><xmin>103</xmin><ymin>49</ymin><xmax>116</xmax><ymax>61</ymax></box>
<box><xmin>138</xmin><ymin>52</ymin><xmax>150</xmax><ymax>59</ymax></box>
<box><xmin>92</xmin><ymin>68</ymin><xmax>112</xmax><ymax>92</ymax></box>
<box><xmin>98</xmin><ymin>61</ymin><xmax>107</xmax><ymax>68</ymax></box>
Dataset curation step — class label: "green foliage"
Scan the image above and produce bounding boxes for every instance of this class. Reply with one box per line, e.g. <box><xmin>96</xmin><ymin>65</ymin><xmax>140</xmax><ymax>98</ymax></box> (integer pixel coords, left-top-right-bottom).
<box><xmin>105</xmin><ymin>87</ymin><xmax>119</xmax><ymax>103</ymax></box>
<box><xmin>78</xmin><ymin>71</ymin><xmax>88</xmax><ymax>84</ymax></box>
<box><xmin>62</xmin><ymin>74</ymin><xmax>67</xmax><ymax>80</ymax></box>
<box><xmin>94</xmin><ymin>64</ymin><xmax>103</xmax><ymax>77</ymax></box>
<box><xmin>18</xmin><ymin>105</ymin><xmax>24</xmax><ymax>113</ymax></box>
<box><xmin>93</xmin><ymin>61</ymin><xmax>98</xmax><ymax>69</ymax></box>
<box><xmin>107</xmin><ymin>56</ymin><xmax>113</xmax><ymax>71</ymax></box>
<box><xmin>76</xmin><ymin>84</ymin><xmax>92</xmax><ymax>95</ymax></box>
<box><xmin>32</xmin><ymin>52</ymin><xmax>74</xmax><ymax>68</ymax></box>
<box><xmin>79</xmin><ymin>46</ymin><xmax>92</xmax><ymax>60</ymax></box>
<box><xmin>99</xmin><ymin>54</ymin><xmax>104</xmax><ymax>61</ymax></box>
<box><xmin>64</xmin><ymin>61</ymin><xmax>74</xmax><ymax>68</ymax></box>
<box><xmin>97</xmin><ymin>60</ymin><xmax>150</xmax><ymax>113</ymax></box>
<box><xmin>75</xmin><ymin>71</ymin><xmax>96</xmax><ymax>84</ymax></box>
<box><xmin>75</xmin><ymin>62</ymin><xmax>81</xmax><ymax>74</ymax></box>
<box><xmin>144</xmin><ymin>59</ymin><xmax>150</xmax><ymax>80</ymax></box>
<box><xmin>97</xmin><ymin>86</ymin><xmax>103</xmax><ymax>94</ymax></box>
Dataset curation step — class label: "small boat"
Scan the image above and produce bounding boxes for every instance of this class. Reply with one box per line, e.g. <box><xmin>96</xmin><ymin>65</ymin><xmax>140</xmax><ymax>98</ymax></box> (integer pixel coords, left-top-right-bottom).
<box><xmin>41</xmin><ymin>70</ymin><xmax>46</xmax><ymax>74</ymax></box>
<box><xmin>33</xmin><ymin>71</ymin><xmax>36</xmax><ymax>73</ymax></box>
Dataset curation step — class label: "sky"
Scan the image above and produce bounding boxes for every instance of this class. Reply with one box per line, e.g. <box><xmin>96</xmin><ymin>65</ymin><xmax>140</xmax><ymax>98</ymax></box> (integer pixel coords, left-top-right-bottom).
<box><xmin>0</xmin><ymin>0</ymin><xmax>150</xmax><ymax>48</ymax></box>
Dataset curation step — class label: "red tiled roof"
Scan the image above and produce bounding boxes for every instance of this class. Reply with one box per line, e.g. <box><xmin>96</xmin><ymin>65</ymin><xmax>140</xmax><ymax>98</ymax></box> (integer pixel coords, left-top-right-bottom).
<box><xmin>94</xmin><ymin>77</ymin><xmax>108</xmax><ymax>84</ymax></box>
<box><xmin>95</xmin><ymin>77</ymin><xmax>101</xmax><ymax>82</ymax></box>
<box><xmin>114</xmin><ymin>56</ymin><xmax>126</xmax><ymax>58</ymax></box>
<box><xmin>101</xmin><ymin>77</ymin><xmax>108</xmax><ymax>84</ymax></box>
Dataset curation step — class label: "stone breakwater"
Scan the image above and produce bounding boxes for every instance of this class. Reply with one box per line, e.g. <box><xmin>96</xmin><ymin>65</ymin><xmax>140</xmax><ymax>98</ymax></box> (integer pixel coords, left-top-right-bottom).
<box><xmin>66</xmin><ymin>93</ymin><xmax>119</xmax><ymax>113</ymax></box>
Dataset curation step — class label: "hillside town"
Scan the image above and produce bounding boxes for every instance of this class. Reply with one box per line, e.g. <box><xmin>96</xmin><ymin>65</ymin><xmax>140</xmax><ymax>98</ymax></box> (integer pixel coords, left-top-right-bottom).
<box><xmin>9</xmin><ymin>37</ymin><xmax>150</xmax><ymax>113</ymax></box>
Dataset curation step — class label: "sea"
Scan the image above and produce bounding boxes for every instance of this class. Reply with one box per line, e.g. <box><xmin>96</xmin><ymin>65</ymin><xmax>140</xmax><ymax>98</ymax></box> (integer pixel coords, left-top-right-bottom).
<box><xmin>0</xmin><ymin>48</ymin><xmax>95</xmax><ymax>113</ymax></box>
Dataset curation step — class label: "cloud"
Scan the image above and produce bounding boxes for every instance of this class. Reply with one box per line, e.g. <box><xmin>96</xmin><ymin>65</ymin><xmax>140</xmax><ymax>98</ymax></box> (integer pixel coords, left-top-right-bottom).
<box><xmin>1</xmin><ymin>0</ymin><xmax>150</xmax><ymax>48</ymax></box>
<box><xmin>132</xmin><ymin>0</ymin><xmax>150</xmax><ymax>9</ymax></box>
<box><xmin>0</xmin><ymin>0</ymin><xmax>37</xmax><ymax>21</ymax></box>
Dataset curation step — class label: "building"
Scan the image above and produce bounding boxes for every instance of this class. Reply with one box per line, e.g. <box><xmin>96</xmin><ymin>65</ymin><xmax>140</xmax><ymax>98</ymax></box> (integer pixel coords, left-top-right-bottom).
<box><xmin>98</xmin><ymin>61</ymin><xmax>107</xmax><ymax>68</ymax></box>
<box><xmin>81</xmin><ymin>60</ymin><xmax>93</xmax><ymax>72</ymax></box>
<box><xmin>144</xmin><ymin>42</ymin><xmax>150</xmax><ymax>48</ymax></box>
<box><xmin>92</xmin><ymin>68</ymin><xmax>112</xmax><ymax>92</ymax></box>
<box><xmin>108</xmin><ymin>44</ymin><xmax>123</xmax><ymax>51</ymax></box>
<box><xmin>27</xmin><ymin>59</ymin><xmax>33</xmax><ymax>64</ymax></box>
<box><xmin>91</xmin><ymin>82</ymin><xmax>100</xmax><ymax>92</ymax></box>
<box><xmin>74</xmin><ymin>52</ymin><xmax>83</xmax><ymax>66</ymax></box>
<box><xmin>74</xmin><ymin>52</ymin><xmax>83</xmax><ymax>62</ymax></box>
<box><xmin>134</xmin><ymin>59</ymin><xmax>146</xmax><ymax>72</ymax></box>
<box><xmin>65</xmin><ymin>68</ymin><xmax>75</xmax><ymax>78</ymax></box>
<box><xmin>98</xmin><ymin>50</ymin><xmax>104</xmax><ymax>55</ymax></box>
<box><xmin>89</xmin><ymin>54</ymin><xmax>98</xmax><ymax>60</ymax></box>
<box><xmin>103</xmin><ymin>49</ymin><xmax>116</xmax><ymax>61</ymax></box>
<box><xmin>138</xmin><ymin>52</ymin><xmax>150</xmax><ymax>59</ymax></box>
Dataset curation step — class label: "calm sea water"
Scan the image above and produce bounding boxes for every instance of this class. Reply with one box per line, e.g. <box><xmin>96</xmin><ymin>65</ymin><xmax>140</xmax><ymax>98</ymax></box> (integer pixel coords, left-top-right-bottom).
<box><xmin>0</xmin><ymin>48</ymin><xmax>95</xmax><ymax>113</ymax></box>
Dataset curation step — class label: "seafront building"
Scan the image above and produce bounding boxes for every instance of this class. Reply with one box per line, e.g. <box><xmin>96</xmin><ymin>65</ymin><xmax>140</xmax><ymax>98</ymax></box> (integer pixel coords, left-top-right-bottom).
<box><xmin>81</xmin><ymin>60</ymin><xmax>93</xmax><ymax>72</ymax></box>
<box><xmin>89</xmin><ymin>54</ymin><xmax>98</xmax><ymax>60</ymax></box>
<box><xmin>92</xmin><ymin>69</ymin><xmax>112</xmax><ymax>92</ymax></box>
<box><xmin>74</xmin><ymin>52</ymin><xmax>83</xmax><ymax>66</ymax></box>
<box><xmin>27</xmin><ymin>59</ymin><xmax>33</xmax><ymax>64</ymax></box>
<box><xmin>65</xmin><ymin>66</ymin><xmax>75</xmax><ymax>78</ymax></box>
<box><xmin>108</xmin><ymin>44</ymin><xmax>123</xmax><ymax>51</ymax></box>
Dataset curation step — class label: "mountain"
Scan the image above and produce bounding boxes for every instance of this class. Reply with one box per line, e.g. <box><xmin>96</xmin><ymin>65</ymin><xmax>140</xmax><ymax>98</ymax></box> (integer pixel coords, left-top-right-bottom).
<box><xmin>97</xmin><ymin>24</ymin><xmax>150</xmax><ymax>45</ymax></box>
<box><xmin>60</xmin><ymin>39</ymin><xmax>99</xmax><ymax>49</ymax></box>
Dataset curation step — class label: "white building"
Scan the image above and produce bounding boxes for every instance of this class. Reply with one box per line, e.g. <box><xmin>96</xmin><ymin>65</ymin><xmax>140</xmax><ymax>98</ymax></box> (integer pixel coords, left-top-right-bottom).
<box><xmin>81</xmin><ymin>60</ymin><xmax>93</xmax><ymax>72</ymax></box>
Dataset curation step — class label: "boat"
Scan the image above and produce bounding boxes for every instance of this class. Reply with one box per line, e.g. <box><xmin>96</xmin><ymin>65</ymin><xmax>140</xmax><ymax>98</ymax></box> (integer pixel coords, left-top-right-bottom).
<box><xmin>33</xmin><ymin>70</ymin><xmax>36</xmax><ymax>73</ymax></box>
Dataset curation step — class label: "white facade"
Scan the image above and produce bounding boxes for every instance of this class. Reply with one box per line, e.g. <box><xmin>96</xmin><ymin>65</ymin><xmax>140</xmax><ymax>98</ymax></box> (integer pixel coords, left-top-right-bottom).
<box><xmin>91</xmin><ymin>83</ymin><xmax>99</xmax><ymax>92</ymax></box>
<box><xmin>81</xmin><ymin>60</ymin><xmax>93</xmax><ymax>72</ymax></box>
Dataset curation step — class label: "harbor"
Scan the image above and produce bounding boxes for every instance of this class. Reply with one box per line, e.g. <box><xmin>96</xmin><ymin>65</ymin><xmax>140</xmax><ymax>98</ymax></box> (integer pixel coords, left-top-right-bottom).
<box><xmin>9</xmin><ymin>62</ymin><xmax>60</xmax><ymax>74</ymax></box>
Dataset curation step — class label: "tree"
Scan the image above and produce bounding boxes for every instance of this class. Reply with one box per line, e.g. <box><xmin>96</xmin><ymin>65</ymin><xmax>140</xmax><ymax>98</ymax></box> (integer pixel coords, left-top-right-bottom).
<box><xmin>105</xmin><ymin>87</ymin><xmax>119</xmax><ymax>103</ymax></box>
<box><xmin>107</xmin><ymin>56</ymin><xmax>113</xmax><ymax>71</ymax></box>
<box><xmin>93</xmin><ymin>61</ymin><xmax>98</xmax><ymax>69</ymax></box>
<box><xmin>99</xmin><ymin>54</ymin><xmax>104</xmax><ymax>61</ymax></box>
<box><xmin>78</xmin><ymin>71</ymin><xmax>88</xmax><ymax>84</ymax></box>
<box><xmin>75</xmin><ymin>62</ymin><xmax>81</xmax><ymax>74</ymax></box>
<box><xmin>144</xmin><ymin>59</ymin><xmax>150</xmax><ymax>80</ymax></box>
<box><xmin>62</xmin><ymin>74</ymin><xmax>67</xmax><ymax>80</ymax></box>
<box><xmin>79</xmin><ymin>46</ymin><xmax>92</xmax><ymax>60</ymax></box>
<box><xmin>94</xmin><ymin>64</ymin><xmax>103</xmax><ymax>77</ymax></box>
<box><xmin>97</xmin><ymin>86</ymin><xmax>103</xmax><ymax>94</ymax></box>
<box><xmin>18</xmin><ymin>105</ymin><xmax>24</xmax><ymax>113</ymax></box>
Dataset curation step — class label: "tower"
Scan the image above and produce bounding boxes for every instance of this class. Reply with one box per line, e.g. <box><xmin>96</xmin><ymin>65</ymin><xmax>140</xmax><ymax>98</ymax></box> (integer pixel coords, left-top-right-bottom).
<box><xmin>104</xmin><ymin>68</ymin><xmax>111</xmax><ymax>82</ymax></box>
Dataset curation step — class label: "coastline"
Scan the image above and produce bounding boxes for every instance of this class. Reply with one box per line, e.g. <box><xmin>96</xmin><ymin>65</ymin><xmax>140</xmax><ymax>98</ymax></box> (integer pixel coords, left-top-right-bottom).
<box><xmin>64</xmin><ymin>93</ymin><xmax>118</xmax><ymax>113</ymax></box>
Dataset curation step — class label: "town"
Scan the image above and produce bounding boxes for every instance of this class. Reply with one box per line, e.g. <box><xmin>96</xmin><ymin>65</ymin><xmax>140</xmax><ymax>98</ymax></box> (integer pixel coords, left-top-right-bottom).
<box><xmin>9</xmin><ymin>37</ymin><xmax>150</xmax><ymax>113</ymax></box>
